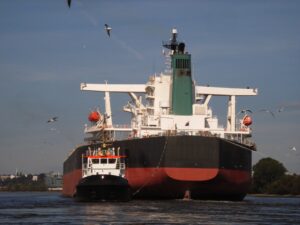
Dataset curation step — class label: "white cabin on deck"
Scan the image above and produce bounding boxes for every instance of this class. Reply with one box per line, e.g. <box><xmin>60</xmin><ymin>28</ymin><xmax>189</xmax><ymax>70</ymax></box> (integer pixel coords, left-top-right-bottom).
<box><xmin>82</xmin><ymin>147</ymin><xmax>126</xmax><ymax>178</ymax></box>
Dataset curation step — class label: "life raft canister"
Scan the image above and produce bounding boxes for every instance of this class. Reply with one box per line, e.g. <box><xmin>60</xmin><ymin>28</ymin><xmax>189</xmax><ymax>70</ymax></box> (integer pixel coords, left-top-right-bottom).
<box><xmin>88</xmin><ymin>111</ymin><xmax>101</xmax><ymax>122</ymax></box>
<box><xmin>243</xmin><ymin>115</ymin><xmax>252</xmax><ymax>126</ymax></box>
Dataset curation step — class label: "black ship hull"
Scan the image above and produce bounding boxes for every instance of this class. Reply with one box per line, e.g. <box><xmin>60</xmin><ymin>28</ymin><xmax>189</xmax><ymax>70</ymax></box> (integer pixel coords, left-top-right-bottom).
<box><xmin>64</xmin><ymin>135</ymin><xmax>253</xmax><ymax>201</ymax></box>
<box><xmin>75</xmin><ymin>175</ymin><xmax>131</xmax><ymax>201</ymax></box>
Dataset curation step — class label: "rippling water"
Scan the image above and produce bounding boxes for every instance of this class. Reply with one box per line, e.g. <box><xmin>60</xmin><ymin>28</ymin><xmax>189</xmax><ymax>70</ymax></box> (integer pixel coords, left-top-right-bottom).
<box><xmin>0</xmin><ymin>192</ymin><xmax>299</xmax><ymax>224</ymax></box>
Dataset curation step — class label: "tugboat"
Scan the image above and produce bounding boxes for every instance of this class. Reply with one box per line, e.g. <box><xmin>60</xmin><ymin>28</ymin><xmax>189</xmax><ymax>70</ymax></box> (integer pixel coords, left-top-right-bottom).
<box><xmin>63</xmin><ymin>28</ymin><xmax>258</xmax><ymax>201</ymax></box>
<box><xmin>75</xmin><ymin>143</ymin><xmax>131</xmax><ymax>201</ymax></box>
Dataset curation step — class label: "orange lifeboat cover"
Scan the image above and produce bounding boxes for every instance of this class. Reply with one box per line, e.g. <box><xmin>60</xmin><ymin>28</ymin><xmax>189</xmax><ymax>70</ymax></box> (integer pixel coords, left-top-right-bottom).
<box><xmin>243</xmin><ymin>115</ymin><xmax>252</xmax><ymax>126</ymax></box>
<box><xmin>88</xmin><ymin>111</ymin><xmax>101</xmax><ymax>122</ymax></box>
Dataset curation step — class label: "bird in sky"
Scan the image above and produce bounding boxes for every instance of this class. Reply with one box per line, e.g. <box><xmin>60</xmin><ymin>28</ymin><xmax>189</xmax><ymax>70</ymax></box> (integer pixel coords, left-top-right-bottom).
<box><xmin>47</xmin><ymin>116</ymin><xmax>58</xmax><ymax>123</ymax></box>
<box><xmin>259</xmin><ymin>109</ymin><xmax>275</xmax><ymax>118</ymax></box>
<box><xmin>67</xmin><ymin>0</ymin><xmax>71</xmax><ymax>8</ymax></box>
<box><xmin>104</xmin><ymin>24</ymin><xmax>112</xmax><ymax>37</ymax></box>
<box><xmin>237</xmin><ymin>109</ymin><xmax>253</xmax><ymax>115</ymax></box>
<box><xmin>277</xmin><ymin>106</ymin><xmax>284</xmax><ymax>113</ymax></box>
<box><xmin>289</xmin><ymin>146</ymin><xmax>296</xmax><ymax>151</ymax></box>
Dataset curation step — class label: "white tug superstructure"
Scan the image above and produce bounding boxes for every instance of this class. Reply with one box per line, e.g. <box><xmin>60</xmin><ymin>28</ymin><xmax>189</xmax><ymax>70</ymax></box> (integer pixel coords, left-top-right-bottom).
<box><xmin>82</xmin><ymin>147</ymin><xmax>126</xmax><ymax>178</ymax></box>
<box><xmin>81</xmin><ymin>28</ymin><xmax>257</xmax><ymax>148</ymax></box>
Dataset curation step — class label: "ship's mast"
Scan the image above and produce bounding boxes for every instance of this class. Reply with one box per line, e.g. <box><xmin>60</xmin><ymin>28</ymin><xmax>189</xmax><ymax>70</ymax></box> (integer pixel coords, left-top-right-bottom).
<box><xmin>163</xmin><ymin>28</ymin><xmax>179</xmax><ymax>53</ymax></box>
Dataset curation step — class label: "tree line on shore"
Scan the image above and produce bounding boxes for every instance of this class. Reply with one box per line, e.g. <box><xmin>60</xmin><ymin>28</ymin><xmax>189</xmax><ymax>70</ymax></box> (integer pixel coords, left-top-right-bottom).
<box><xmin>0</xmin><ymin>173</ymin><xmax>47</xmax><ymax>191</ymax></box>
<box><xmin>250</xmin><ymin>157</ymin><xmax>300</xmax><ymax>195</ymax></box>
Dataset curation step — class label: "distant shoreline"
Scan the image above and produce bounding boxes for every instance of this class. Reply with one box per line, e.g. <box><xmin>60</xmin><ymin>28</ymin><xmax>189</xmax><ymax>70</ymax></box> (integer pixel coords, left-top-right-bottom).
<box><xmin>0</xmin><ymin>188</ymin><xmax>62</xmax><ymax>192</ymax></box>
<box><xmin>0</xmin><ymin>191</ymin><xmax>299</xmax><ymax>198</ymax></box>
<box><xmin>248</xmin><ymin>194</ymin><xmax>300</xmax><ymax>198</ymax></box>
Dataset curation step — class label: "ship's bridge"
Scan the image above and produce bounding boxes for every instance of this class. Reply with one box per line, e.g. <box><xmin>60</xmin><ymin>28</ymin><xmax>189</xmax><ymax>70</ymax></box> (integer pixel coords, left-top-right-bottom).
<box><xmin>82</xmin><ymin>147</ymin><xmax>125</xmax><ymax>178</ymax></box>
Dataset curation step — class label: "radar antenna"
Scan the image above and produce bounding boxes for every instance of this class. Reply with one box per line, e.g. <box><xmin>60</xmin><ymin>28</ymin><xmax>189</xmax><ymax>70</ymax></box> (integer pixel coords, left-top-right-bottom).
<box><xmin>163</xmin><ymin>28</ymin><xmax>185</xmax><ymax>54</ymax></box>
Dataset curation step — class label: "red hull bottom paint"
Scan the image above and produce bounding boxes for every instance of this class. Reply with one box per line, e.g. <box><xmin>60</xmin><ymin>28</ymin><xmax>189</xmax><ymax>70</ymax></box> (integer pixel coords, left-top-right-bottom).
<box><xmin>165</xmin><ymin>168</ymin><xmax>219</xmax><ymax>181</ymax></box>
<box><xmin>126</xmin><ymin>168</ymin><xmax>250</xmax><ymax>199</ymax></box>
<box><xmin>63</xmin><ymin>167</ymin><xmax>250</xmax><ymax>200</ymax></box>
<box><xmin>63</xmin><ymin>169</ymin><xmax>82</xmax><ymax>197</ymax></box>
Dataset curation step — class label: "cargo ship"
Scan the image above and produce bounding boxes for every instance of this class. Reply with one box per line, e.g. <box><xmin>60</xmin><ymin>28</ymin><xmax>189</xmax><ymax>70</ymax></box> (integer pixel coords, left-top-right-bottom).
<box><xmin>63</xmin><ymin>28</ymin><xmax>258</xmax><ymax>201</ymax></box>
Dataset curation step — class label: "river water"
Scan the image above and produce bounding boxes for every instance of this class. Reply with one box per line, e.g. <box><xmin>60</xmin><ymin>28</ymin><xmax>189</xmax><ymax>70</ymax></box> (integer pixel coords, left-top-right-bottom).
<box><xmin>0</xmin><ymin>192</ymin><xmax>299</xmax><ymax>224</ymax></box>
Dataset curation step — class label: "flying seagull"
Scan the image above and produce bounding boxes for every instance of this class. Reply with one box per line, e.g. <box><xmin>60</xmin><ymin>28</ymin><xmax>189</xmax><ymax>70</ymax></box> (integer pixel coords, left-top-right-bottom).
<box><xmin>289</xmin><ymin>146</ymin><xmax>296</xmax><ymax>151</ymax></box>
<box><xmin>67</xmin><ymin>0</ymin><xmax>71</xmax><ymax>8</ymax></box>
<box><xmin>47</xmin><ymin>116</ymin><xmax>58</xmax><ymax>123</ymax></box>
<box><xmin>104</xmin><ymin>24</ymin><xmax>112</xmax><ymax>37</ymax></box>
<box><xmin>259</xmin><ymin>109</ymin><xmax>275</xmax><ymax>118</ymax></box>
<box><xmin>237</xmin><ymin>109</ymin><xmax>253</xmax><ymax>115</ymax></box>
<box><xmin>277</xmin><ymin>106</ymin><xmax>284</xmax><ymax>113</ymax></box>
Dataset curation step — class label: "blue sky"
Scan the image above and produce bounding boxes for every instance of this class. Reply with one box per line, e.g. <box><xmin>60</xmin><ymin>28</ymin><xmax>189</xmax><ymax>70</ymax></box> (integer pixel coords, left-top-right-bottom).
<box><xmin>0</xmin><ymin>0</ymin><xmax>299</xmax><ymax>174</ymax></box>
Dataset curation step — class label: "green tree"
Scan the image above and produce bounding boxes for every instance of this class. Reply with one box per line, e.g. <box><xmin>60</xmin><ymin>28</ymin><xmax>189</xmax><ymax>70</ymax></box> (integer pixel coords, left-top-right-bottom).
<box><xmin>252</xmin><ymin>157</ymin><xmax>287</xmax><ymax>193</ymax></box>
<box><xmin>267</xmin><ymin>174</ymin><xmax>300</xmax><ymax>195</ymax></box>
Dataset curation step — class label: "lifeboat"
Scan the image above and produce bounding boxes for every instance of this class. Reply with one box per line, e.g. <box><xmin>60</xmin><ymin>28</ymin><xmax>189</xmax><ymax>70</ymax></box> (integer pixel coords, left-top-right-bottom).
<box><xmin>88</xmin><ymin>111</ymin><xmax>101</xmax><ymax>122</ymax></box>
<box><xmin>243</xmin><ymin>115</ymin><xmax>252</xmax><ymax>126</ymax></box>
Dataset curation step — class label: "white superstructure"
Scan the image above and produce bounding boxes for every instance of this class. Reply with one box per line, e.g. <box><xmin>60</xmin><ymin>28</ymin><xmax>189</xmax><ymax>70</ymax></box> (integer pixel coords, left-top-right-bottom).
<box><xmin>80</xmin><ymin>29</ymin><xmax>258</xmax><ymax>148</ymax></box>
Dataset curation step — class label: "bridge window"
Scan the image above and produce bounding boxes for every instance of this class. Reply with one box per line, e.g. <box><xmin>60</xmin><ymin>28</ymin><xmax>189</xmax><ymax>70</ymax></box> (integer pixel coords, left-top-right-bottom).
<box><xmin>109</xmin><ymin>159</ymin><xmax>116</xmax><ymax>164</ymax></box>
<box><xmin>92</xmin><ymin>159</ymin><xmax>99</xmax><ymax>164</ymax></box>
<box><xmin>101</xmin><ymin>159</ymin><xmax>107</xmax><ymax>164</ymax></box>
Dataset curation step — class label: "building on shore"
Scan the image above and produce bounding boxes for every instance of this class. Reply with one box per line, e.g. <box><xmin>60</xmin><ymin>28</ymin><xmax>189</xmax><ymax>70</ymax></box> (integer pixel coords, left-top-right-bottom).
<box><xmin>44</xmin><ymin>172</ymin><xmax>63</xmax><ymax>191</ymax></box>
